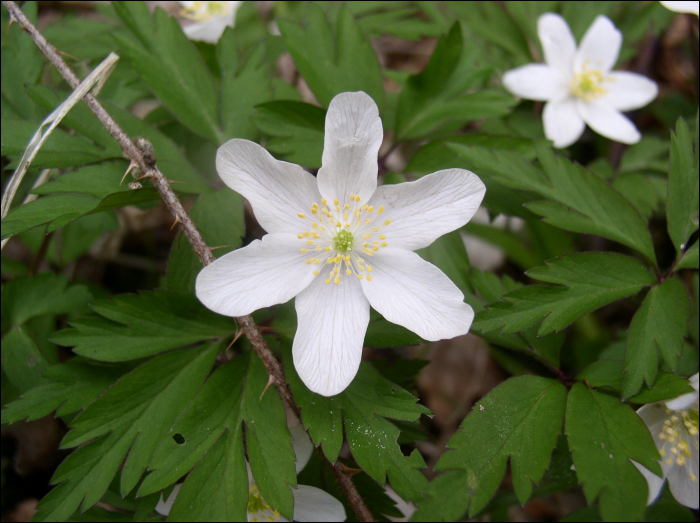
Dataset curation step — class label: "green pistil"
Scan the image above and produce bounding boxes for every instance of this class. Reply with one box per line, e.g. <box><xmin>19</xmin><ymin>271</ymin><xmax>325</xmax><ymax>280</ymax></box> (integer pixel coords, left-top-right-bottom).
<box><xmin>334</xmin><ymin>229</ymin><xmax>354</xmax><ymax>252</ymax></box>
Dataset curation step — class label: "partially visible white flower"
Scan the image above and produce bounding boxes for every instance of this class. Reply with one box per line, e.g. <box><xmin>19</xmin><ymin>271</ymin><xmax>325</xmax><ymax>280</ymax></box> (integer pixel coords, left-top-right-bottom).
<box><xmin>179</xmin><ymin>1</ymin><xmax>242</xmax><ymax>43</ymax></box>
<box><xmin>503</xmin><ymin>14</ymin><xmax>658</xmax><ymax>148</ymax></box>
<box><xmin>634</xmin><ymin>373</ymin><xmax>699</xmax><ymax>509</ymax></box>
<box><xmin>195</xmin><ymin>92</ymin><xmax>485</xmax><ymax>397</ymax></box>
<box><xmin>155</xmin><ymin>423</ymin><xmax>346</xmax><ymax>521</ymax></box>
<box><xmin>661</xmin><ymin>1</ymin><xmax>700</xmax><ymax>15</ymax></box>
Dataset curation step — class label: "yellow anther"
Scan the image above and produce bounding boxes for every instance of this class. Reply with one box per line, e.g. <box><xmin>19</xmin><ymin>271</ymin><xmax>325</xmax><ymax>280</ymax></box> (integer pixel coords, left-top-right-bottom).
<box><xmin>306</xmin><ymin>240</ymin><xmax>315</xmax><ymax>245</ymax></box>
<box><xmin>325</xmin><ymin>246</ymin><xmax>332</xmax><ymax>251</ymax></box>
<box><xmin>334</xmin><ymin>277</ymin><xmax>340</xmax><ymax>285</ymax></box>
<box><xmin>367</xmin><ymin>266</ymin><xmax>372</xmax><ymax>272</ymax></box>
<box><xmin>362</xmin><ymin>234</ymin><xmax>371</xmax><ymax>239</ymax></box>
<box><xmin>379</xmin><ymin>234</ymin><xmax>386</xmax><ymax>239</ymax></box>
<box><xmin>366</xmin><ymin>275</ymin><xmax>372</xmax><ymax>282</ymax></box>
<box><xmin>311</xmin><ymin>209</ymin><xmax>318</xmax><ymax>215</ymax></box>
<box><xmin>659</xmin><ymin>449</ymin><xmax>666</xmax><ymax>456</ymax></box>
<box><xmin>384</xmin><ymin>220</ymin><xmax>392</xmax><ymax>225</ymax></box>
<box><xmin>300</xmin><ymin>248</ymin><xmax>307</xmax><ymax>253</ymax></box>
<box><xmin>372</xmin><ymin>246</ymin><xmax>379</xmax><ymax>251</ymax></box>
<box><xmin>378</xmin><ymin>206</ymin><xmax>384</xmax><ymax>214</ymax></box>
<box><xmin>303</xmin><ymin>232</ymin><xmax>310</xmax><ymax>237</ymax></box>
<box><xmin>306</xmin><ymin>259</ymin><xmax>313</xmax><ymax>265</ymax></box>
<box><xmin>314</xmin><ymin>271</ymin><xmax>320</xmax><ymax>275</ymax></box>
<box><xmin>361</xmin><ymin>205</ymin><xmax>368</xmax><ymax>211</ymax></box>
<box><xmin>381</xmin><ymin>242</ymin><xmax>388</xmax><ymax>247</ymax></box>
<box><xmin>297</xmin><ymin>233</ymin><xmax>304</xmax><ymax>239</ymax></box>
<box><xmin>372</xmin><ymin>227</ymin><xmax>379</xmax><ymax>232</ymax></box>
<box><xmin>334</xmin><ymin>198</ymin><xmax>339</xmax><ymax>206</ymax></box>
<box><xmin>321</xmin><ymin>199</ymin><xmax>327</xmax><ymax>206</ymax></box>
<box><xmin>346</xmin><ymin>269</ymin><xmax>351</xmax><ymax>276</ymax></box>
<box><xmin>368</xmin><ymin>206</ymin><xmax>374</xmax><ymax>213</ymax></box>
<box><xmin>343</xmin><ymin>213</ymin><xmax>348</xmax><ymax>221</ymax></box>
<box><xmin>344</xmin><ymin>203</ymin><xmax>349</xmax><ymax>210</ymax></box>
<box><xmin>691</xmin><ymin>473</ymin><xmax>697</xmax><ymax>482</ymax></box>
<box><xmin>298</xmin><ymin>212</ymin><xmax>305</xmax><ymax>219</ymax></box>
<box><xmin>357</xmin><ymin>274</ymin><xmax>364</xmax><ymax>279</ymax></box>
<box><xmin>312</xmin><ymin>223</ymin><xmax>318</xmax><ymax>228</ymax></box>
<box><xmin>344</xmin><ymin>255</ymin><xmax>350</xmax><ymax>262</ymax></box>
<box><xmin>325</xmin><ymin>279</ymin><xmax>331</xmax><ymax>284</ymax></box>
<box><xmin>312</xmin><ymin>202</ymin><xmax>319</xmax><ymax>209</ymax></box>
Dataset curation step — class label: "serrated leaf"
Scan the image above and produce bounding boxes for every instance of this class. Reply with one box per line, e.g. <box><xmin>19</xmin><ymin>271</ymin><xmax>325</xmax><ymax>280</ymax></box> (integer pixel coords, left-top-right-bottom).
<box><xmin>434</xmin><ymin>376</ymin><xmax>566</xmax><ymax>516</ymax></box>
<box><xmin>278</xmin><ymin>3</ymin><xmax>384</xmax><ymax>111</ymax></box>
<box><xmin>33</xmin><ymin>345</ymin><xmax>218</xmax><ymax>522</ymax></box>
<box><xmin>285</xmin><ymin>351</ymin><xmax>430</xmax><ymax>501</ymax></box>
<box><xmin>1</xmin><ymin>162</ymin><xmax>161</xmax><ymax>239</ymax></box>
<box><xmin>142</xmin><ymin>353</ymin><xmax>296</xmax><ymax>520</ymax></box>
<box><xmin>667</xmin><ymin>117</ymin><xmax>699</xmax><ymax>254</ymax></box>
<box><xmin>450</xmin><ymin>145</ymin><xmax>657</xmax><ymax>263</ymax></box>
<box><xmin>364</xmin><ymin>308</ymin><xmax>423</xmax><ymax>348</ymax></box>
<box><xmin>251</xmin><ymin>100</ymin><xmax>325</xmax><ymax>168</ymax></box>
<box><xmin>166</xmin><ymin>187</ymin><xmax>245</xmax><ymax>293</ymax></box>
<box><xmin>565</xmin><ymin>384</ymin><xmax>662</xmax><ymax>522</ymax></box>
<box><xmin>25</xmin><ymin>86</ymin><xmax>211</xmax><ymax>194</ymax></box>
<box><xmin>396</xmin><ymin>23</ymin><xmax>515</xmax><ymax>140</ymax></box>
<box><xmin>1</xmin><ymin>273</ymin><xmax>92</xmax><ymax>329</ymax></box>
<box><xmin>111</xmin><ymin>2</ymin><xmax>222</xmax><ymax>143</ymax></box>
<box><xmin>1</xmin><ymin>328</ymin><xmax>50</xmax><ymax>393</ymax></box>
<box><xmin>629</xmin><ymin>372</ymin><xmax>695</xmax><ymax>404</ymax></box>
<box><xmin>676</xmin><ymin>242</ymin><xmax>699</xmax><ymax>270</ymax></box>
<box><xmin>622</xmin><ymin>278</ymin><xmax>692</xmax><ymax>399</ymax></box>
<box><xmin>51</xmin><ymin>290</ymin><xmax>235</xmax><ymax>361</ymax></box>
<box><xmin>1</xmin><ymin>359</ymin><xmax>126</xmax><ymax>424</ymax></box>
<box><xmin>474</xmin><ymin>253</ymin><xmax>655</xmax><ymax>336</ymax></box>
<box><xmin>218</xmin><ymin>37</ymin><xmax>273</xmax><ymax>141</ymax></box>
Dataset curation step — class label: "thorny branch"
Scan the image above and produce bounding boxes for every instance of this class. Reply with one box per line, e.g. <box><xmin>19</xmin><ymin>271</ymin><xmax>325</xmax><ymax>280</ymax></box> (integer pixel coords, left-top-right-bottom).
<box><xmin>2</xmin><ymin>2</ymin><xmax>373</xmax><ymax>520</ymax></box>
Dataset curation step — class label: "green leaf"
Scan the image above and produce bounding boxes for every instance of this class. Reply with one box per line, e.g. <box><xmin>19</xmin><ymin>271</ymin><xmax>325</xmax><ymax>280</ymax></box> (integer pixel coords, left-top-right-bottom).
<box><xmin>1</xmin><ymin>118</ymin><xmax>119</xmax><ymax>168</ymax></box>
<box><xmin>1</xmin><ymin>359</ymin><xmax>125</xmax><ymax>424</ymax></box>
<box><xmin>1</xmin><ymin>273</ymin><xmax>92</xmax><ymax>329</ymax></box>
<box><xmin>416</xmin><ymin>230</ymin><xmax>471</xmax><ymax>295</ymax></box>
<box><xmin>451</xmin><ymin>145</ymin><xmax>657</xmax><ymax>263</ymax></box>
<box><xmin>111</xmin><ymin>2</ymin><xmax>221</xmax><ymax>143</ymax></box>
<box><xmin>25</xmin><ymin>86</ymin><xmax>211</xmax><ymax>194</ymax></box>
<box><xmin>365</xmin><ymin>308</ymin><xmax>423</xmax><ymax>348</ymax></box>
<box><xmin>218</xmin><ymin>36</ymin><xmax>273</xmax><ymax>141</ymax></box>
<box><xmin>676</xmin><ymin>242</ymin><xmax>699</xmax><ymax>270</ymax></box>
<box><xmin>252</xmin><ymin>100</ymin><xmax>325</xmax><ymax>168</ymax></box>
<box><xmin>141</xmin><ymin>353</ymin><xmax>296</xmax><ymax>520</ymax></box>
<box><xmin>278</xmin><ymin>3</ymin><xmax>384</xmax><ymax>111</ymax></box>
<box><xmin>166</xmin><ymin>187</ymin><xmax>245</xmax><ymax>293</ymax></box>
<box><xmin>285</xmin><ymin>352</ymin><xmax>430</xmax><ymax>501</ymax></box>
<box><xmin>1</xmin><ymin>162</ymin><xmax>162</xmax><ymax>239</ymax></box>
<box><xmin>51</xmin><ymin>290</ymin><xmax>236</xmax><ymax>361</ymax></box>
<box><xmin>473</xmin><ymin>253</ymin><xmax>655</xmax><ymax>336</ymax></box>
<box><xmin>622</xmin><ymin>278</ymin><xmax>692</xmax><ymax>399</ymax></box>
<box><xmin>33</xmin><ymin>345</ymin><xmax>218</xmax><ymax>522</ymax></box>
<box><xmin>414</xmin><ymin>376</ymin><xmax>566</xmax><ymax>520</ymax></box>
<box><xmin>666</xmin><ymin>117</ymin><xmax>699</xmax><ymax>254</ymax></box>
<box><xmin>396</xmin><ymin>23</ymin><xmax>515</xmax><ymax>139</ymax></box>
<box><xmin>565</xmin><ymin>384</ymin><xmax>662</xmax><ymax>522</ymax></box>
<box><xmin>1</xmin><ymin>327</ymin><xmax>49</xmax><ymax>393</ymax></box>
<box><xmin>629</xmin><ymin>372</ymin><xmax>695</xmax><ymax>404</ymax></box>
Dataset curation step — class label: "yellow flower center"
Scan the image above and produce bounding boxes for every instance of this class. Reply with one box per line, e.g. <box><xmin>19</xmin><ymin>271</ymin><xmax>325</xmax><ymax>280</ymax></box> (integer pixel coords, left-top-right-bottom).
<box><xmin>296</xmin><ymin>194</ymin><xmax>392</xmax><ymax>285</ymax></box>
<box><xmin>570</xmin><ymin>62</ymin><xmax>614</xmax><ymax>102</ymax></box>
<box><xmin>247</xmin><ymin>485</ymin><xmax>280</xmax><ymax>522</ymax></box>
<box><xmin>657</xmin><ymin>407</ymin><xmax>699</xmax><ymax>482</ymax></box>
<box><xmin>180</xmin><ymin>1</ymin><xmax>233</xmax><ymax>22</ymax></box>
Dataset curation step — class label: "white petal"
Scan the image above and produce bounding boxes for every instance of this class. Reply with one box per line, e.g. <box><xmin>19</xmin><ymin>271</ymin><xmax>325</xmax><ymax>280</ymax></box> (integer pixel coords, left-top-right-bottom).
<box><xmin>292</xmin><ymin>485</ymin><xmax>346</xmax><ymax>522</ymax></box>
<box><xmin>183</xmin><ymin>15</ymin><xmax>233</xmax><ymax>43</ymax></box>
<box><xmin>689</xmin><ymin>373</ymin><xmax>699</xmax><ymax>391</ymax></box>
<box><xmin>216</xmin><ymin>139</ymin><xmax>321</xmax><ymax>235</ymax></box>
<box><xmin>317</xmin><ymin>92</ymin><xmax>383</xmax><ymax>206</ymax></box>
<box><xmin>289</xmin><ymin>423</ymin><xmax>314</xmax><ymax>474</ymax></box>
<box><xmin>542</xmin><ymin>98</ymin><xmax>586</xmax><ymax>148</ymax></box>
<box><xmin>196</xmin><ymin>234</ymin><xmax>317</xmax><ymax>317</ymax></box>
<box><xmin>575</xmin><ymin>16</ymin><xmax>622</xmax><ymax>74</ymax></box>
<box><xmin>155</xmin><ymin>483</ymin><xmax>182</xmax><ymax>516</ymax></box>
<box><xmin>360</xmin><ymin>248</ymin><xmax>474</xmax><ymax>341</ymax></box>
<box><xmin>667</xmin><ymin>461</ymin><xmax>700</xmax><ymax>509</ymax></box>
<box><xmin>502</xmin><ymin>64</ymin><xmax>569</xmax><ymax>102</ymax></box>
<box><xmin>661</xmin><ymin>1</ymin><xmax>700</xmax><ymax>15</ymax></box>
<box><xmin>602</xmin><ymin>72</ymin><xmax>658</xmax><ymax>112</ymax></box>
<box><xmin>538</xmin><ymin>13</ymin><xmax>577</xmax><ymax>76</ymax></box>
<box><xmin>665</xmin><ymin>390</ymin><xmax>699</xmax><ymax>411</ymax></box>
<box><xmin>577</xmin><ymin>100</ymin><xmax>641</xmax><ymax>144</ymax></box>
<box><xmin>632</xmin><ymin>461</ymin><xmax>665</xmax><ymax>506</ymax></box>
<box><xmin>367</xmin><ymin>169</ymin><xmax>485</xmax><ymax>251</ymax></box>
<box><xmin>293</xmin><ymin>275</ymin><xmax>369</xmax><ymax>397</ymax></box>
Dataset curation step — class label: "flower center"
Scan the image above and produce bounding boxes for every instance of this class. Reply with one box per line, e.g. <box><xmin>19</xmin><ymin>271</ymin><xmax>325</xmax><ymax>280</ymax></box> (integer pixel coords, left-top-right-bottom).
<box><xmin>657</xmin><ymin>407</ymin><xmax>699</xmax><ymax>482</ymax></box>
<box><xmin>296</xmin><ymin>194</ymin><xmax>392</xmax><ymax>285</ymax></box>
<box><xmin>570</xmin><ymin>63</ymin><xmax>613</xmax><ymax>102</ymax></box>
<box><xmin>247</xmin><ymin>485</ymin><xmax>280</xmax><ymax>522</ymax></box>
<box><xmin>180</xmin><ymin>1</ymin><xmax>233</xmax><ymax>22</ymax></box>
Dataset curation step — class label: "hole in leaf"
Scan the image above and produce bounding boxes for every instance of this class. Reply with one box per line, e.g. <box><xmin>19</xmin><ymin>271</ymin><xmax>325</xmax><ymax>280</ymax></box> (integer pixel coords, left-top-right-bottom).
<box><xmin>173</xmin><ymin>433</ymin><xmax>186</xmax><ymax>445</ymax></box>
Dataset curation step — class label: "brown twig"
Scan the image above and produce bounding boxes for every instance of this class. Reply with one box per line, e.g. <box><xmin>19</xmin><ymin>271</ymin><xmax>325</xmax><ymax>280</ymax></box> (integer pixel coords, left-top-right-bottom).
<box><xmin>2</xmin><ymin>1</ymin><xmax>373</xmax><ymax>520</ymax></box>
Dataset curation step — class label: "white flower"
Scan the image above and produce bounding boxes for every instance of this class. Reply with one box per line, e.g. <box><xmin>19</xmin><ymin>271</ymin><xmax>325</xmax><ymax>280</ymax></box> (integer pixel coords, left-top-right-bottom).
<box><xmin>155</xmin><ymin>424</ymin><xmax>346</xmax><ymax>521</ymax></box>
<box><xmin>195</xmin><ymin>91</ymin><xmax>485</xmax><ymax>396</ymax></box>
<box><xmin>634</xmin><ymin>373</ymin><xmax>699</xmax><ymax>509</ymax></box>
<box><xmin>503</xmin><ymin>14</ymin><xmax>658</xmax><ymax>148</ymax></box>
<box><xmin>179</xmin><ymin>1</ymin><xmax>242</xmax><ymax>43</ymax></box>
<box><xmin>661</xmin><ymin>1</ymin><xmax>700</xmax><ymax>15</ymax></box>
